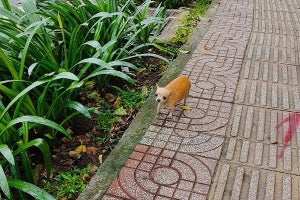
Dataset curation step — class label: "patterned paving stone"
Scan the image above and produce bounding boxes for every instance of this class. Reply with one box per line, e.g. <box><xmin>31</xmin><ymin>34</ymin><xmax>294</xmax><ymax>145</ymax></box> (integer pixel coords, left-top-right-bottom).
<box><xmin>225</xmin><ymin>137</ymin><xmax>300</xmax><ymax>172</ymax></box>
<box><xmin>141</xmin><ymin>127</ymin><xmax>224</xmax><ymax>159</ymax></box>
<box><xmin>101</xmin><ymin>0</ymin><xmax>300</xmax><ymax>198</ymax></box>
<box><xmin>209</xmin><ymin>164</ymin><xmax>300</xmax><ymax>200</ymax></box>
<box><xmin>139</xmin><ymin>97</ymin><xmax>231</xmax><ymax>159</ymax></box>
<box><xmin>209</xmin><ymin>0</ymin><xmax>300</xmax><ymax>198</ymax></box>
<box><xmin>182</xmin><ymin>57</ymin><xmax>241</xmax><ymax>102</ymax></box>
<box><xmin>74</xmin><ymin>0</ymin><xmax>300</xmax><ymax>200</ymax></box>
<box><xmin>104</xmin><ymin>144</ymin><xmax>217</xmax><ymax>200</ymax></box>
<box><xmin>228</xmin><ymin>105</ymin><xmax>300</xmax><ymax>144</ymax></box>
<box><xmin>103</xmin><ymin>0</ymin><xmax>253</xmax><ymax>199</ymax></box>
<box><xmin>236</xmin><ymin>54</ymin><xmax>300</xmax><ymax>110</ymax></box>
<box><xmin>151</xmin><ymin>97</ymin><xmax>231</xmax><ymax>133</ymax></box>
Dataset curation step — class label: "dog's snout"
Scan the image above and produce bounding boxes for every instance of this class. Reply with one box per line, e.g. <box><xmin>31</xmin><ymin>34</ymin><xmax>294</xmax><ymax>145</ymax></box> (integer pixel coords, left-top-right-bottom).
<box><xmin>156</xmin><ymin>99</ymin><xmax>161</xmax><ymax>102</ymax></box>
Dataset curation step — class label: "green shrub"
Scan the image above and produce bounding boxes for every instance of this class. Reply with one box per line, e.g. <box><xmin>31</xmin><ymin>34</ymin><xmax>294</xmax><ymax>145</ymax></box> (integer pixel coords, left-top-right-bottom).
<box><xmin>0</xmin><ymin>0</ymin><xmax>168</xmax><ymax>198</ymax></box>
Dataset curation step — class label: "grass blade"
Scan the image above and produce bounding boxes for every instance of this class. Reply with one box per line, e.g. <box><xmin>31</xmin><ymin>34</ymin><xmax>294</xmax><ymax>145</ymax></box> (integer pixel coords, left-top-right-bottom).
<box><xmin>0</xmin><ymin>165</ymin><xmax>11</xmax><ymax>199</ymax></box>
<box><xmin>0</xmin><ymin>0</ymin><xmax>11</xmax><ymax>11</ymax></box>
<box><xmin>15</xmin><ymin>138</ymin><xmax>52</xmax><ymax>179</ymax></box>
<box><xmin>0</xmin><ymin>116</ymin><xmax>71</xmax><ymax>139</ymax></box>
<box><xmin>0</xmin><ymin>72</ymin><xmax>79</xmax><ymax>121</ymax></box>
<box><xmin>0</xmin><ymin>144</ymin><xmax>15</xmax><ymax>165</ymax></box>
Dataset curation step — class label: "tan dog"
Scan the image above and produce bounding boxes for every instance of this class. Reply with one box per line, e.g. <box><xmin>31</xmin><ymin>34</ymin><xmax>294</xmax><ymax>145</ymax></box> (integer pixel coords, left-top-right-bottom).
<box><xmin>155</xmin><ymin>76</ymin><xmax>191</xmax><ymax>118</ymax></box>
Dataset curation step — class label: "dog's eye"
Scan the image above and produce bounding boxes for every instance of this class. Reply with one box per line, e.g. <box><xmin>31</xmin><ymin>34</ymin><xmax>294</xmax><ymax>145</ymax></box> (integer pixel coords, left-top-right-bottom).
<box><xmin>155</xmin><ymin>94</ymin><xmax>158</xmax><ymax>96</ymax></box>
<box><xmin>163</xmin><ymin>96</ymin><xmax>166</xmax><ymax>100</ymax></box>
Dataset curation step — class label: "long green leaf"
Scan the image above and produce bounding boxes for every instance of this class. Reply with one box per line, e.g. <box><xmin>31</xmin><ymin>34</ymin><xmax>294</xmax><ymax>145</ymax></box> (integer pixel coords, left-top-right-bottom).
<box><xmin>67</xmin><ymin>101</ymin><xmax>91</xmax><ymax>118</ymax></box>
<box><xmin>0</xmin><ymin>165</ymin><xmax>11</xmax><ymax>199</ymax></box>
<box><xmin>77</xmin><ymin>57</ymin><xmax>111</xmax><ymax>69</ymax></box>
<box><xmin>0</xmin><ymin>47</ymin><xmax>19</xmax><ymax>80</ymax></box>
<box><xmin>0</xmin><ymin>116</ymin><xmax>71</xmax><ymax>139</ymax></box>
<box><xmin>21</xmin><ymin>0</ymin><xmax>40</xmax><ymax>23</ymax></box>
<box><xmin>46</xmin><ymin>80</ymin><xmax>84</xmax><ymax>119</ymax></box>
<box><xmin>0</xmin><ymin>144</ymin><xmax>15</xmax><ymax>165</ymax></box>
<box><xmin>0</xmin><ymin>72</ymin><xmax>79</xmax><ymax>121</ymax></box>
<box><xmin>0</xmin><ymin>0</ymin><xmax>11</xmax><ymax>11</ymax></box>
<box><xmin>8</xmin><ymin>179</ymin><xmax>55</xmax><ymax>200</ymax></box>
<box><xmin>15</xmin><ymin>138</ymin><xmax>52</xmax><ymax>179</ymax></box>
<box><xmin>17</xmin><ymin>19</ymin><xmax>47</xmax><ymax>80</ymax></box>
<box><xmin>84</xmin><ymin>69</ymin><xmax>134</xmax><ymax>84</ymax></box>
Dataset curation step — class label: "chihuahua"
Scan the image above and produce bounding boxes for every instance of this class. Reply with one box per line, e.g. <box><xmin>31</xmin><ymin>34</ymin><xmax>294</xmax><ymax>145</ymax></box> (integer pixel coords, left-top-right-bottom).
<box><xmin>155</xmin><ymin>76</ymin><xmax>191</xmax><ymax>118</ymax></box>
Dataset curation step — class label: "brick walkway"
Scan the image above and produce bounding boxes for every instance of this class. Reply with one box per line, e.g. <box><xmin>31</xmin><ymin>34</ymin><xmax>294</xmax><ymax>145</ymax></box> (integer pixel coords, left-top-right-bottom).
<box><xmin>102</xmin><ymin>0</ymin><xmax>300</xmax><ymax>199</ymax></box>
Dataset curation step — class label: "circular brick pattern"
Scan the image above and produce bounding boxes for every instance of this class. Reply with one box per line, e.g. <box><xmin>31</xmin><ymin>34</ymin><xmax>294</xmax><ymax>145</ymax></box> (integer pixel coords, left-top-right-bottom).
<box><xmin>150</xmin><ymin>167</ymin><xmax>180</xmax><ymax>185</ymax></box>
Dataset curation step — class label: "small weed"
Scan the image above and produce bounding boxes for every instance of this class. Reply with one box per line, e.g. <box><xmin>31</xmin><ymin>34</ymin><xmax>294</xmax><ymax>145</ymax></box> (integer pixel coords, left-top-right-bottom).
<box><xmin>94</xmin><ymin>87</ymin><xmax>150</xmax><ymax>144</ymax></box>
<box><xmin>98</xmin><ymin>110</ymin><xmax>116</xmax><ymax>135</ymax></box>
<box><xmin>44</xmin><ymin>165</ymin><xmax>92</xmax><ymax>200</ymax></box>
<box><xmin>172</xmin><ymin>0</ymin><xmax>212</xmax><ymax>44</ymax></box>
<box><xmin>117</xmin><ymin>87</ymin><xmax>150</xmax><ymax>110</ymax></box>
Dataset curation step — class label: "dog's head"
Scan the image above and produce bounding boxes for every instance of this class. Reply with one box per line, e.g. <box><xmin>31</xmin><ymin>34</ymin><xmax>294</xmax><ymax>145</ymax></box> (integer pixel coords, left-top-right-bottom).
<box><xmin>155</xmin><ymin>84</ymin><xmax>172</xmax><ymax>103</ymax></box>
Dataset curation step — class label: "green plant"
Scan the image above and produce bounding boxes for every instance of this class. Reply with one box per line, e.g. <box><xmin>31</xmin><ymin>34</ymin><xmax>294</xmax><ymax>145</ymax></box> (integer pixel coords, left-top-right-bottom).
<box><xmin>172</xmin><ymin>0</ymin><xmax>212</xmax><ymax>44</ymax></box>
<box><xmin>0</xmin><ymin>0</ymin><xmax>168</xmax><ymax>198</ymax></box>
<box><xmin>0</xmin><ymin>141</ymin><xmax>56</xmax><ymax>200</ymax></box>
<box><xmin>135</xmin><ymin>0</ymin><xmax>189</xmax><ymax>9</ymax></box>
<box><xmin>98</xmin><ymin>110</ymin><xmax>116</xmax><ymax>134</ymax></box>
<box><xmin>44</xmin><ymin>165</ymin><xmax>92</xmax><ymax>199</ymax></box>
<box><xmin>95</xmin><ymin>86</ymin><xmax>149</xmax><ymax>143</ymax></box>
<box><xmin>0</xmin><ymin>72</ymin><xmax>78</xmax><ymax>199</ymax></box>
<box><xmin>36</xmin><ymin>0</ymin><xmax>168</xmax><ymax>90</ymax></box>
<box><xmin>115</xmin><ymin>86</ymin><xmax>150</xmax><ymax>110</ymax></box>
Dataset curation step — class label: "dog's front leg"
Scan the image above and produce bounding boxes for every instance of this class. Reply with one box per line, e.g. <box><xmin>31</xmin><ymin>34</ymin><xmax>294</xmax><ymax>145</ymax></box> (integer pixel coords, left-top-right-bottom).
<box><xmin>157</xmin><ymin>103</ymin><xmax>162</xmax><ymax>114</ymax></box>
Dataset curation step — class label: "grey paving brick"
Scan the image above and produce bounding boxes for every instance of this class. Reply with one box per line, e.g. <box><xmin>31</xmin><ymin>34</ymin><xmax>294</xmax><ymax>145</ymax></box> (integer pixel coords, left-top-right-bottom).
<box><xmin>209</xmin><ymin>164</ymin><xmax>300</xmax><ymax>200</ymax></box>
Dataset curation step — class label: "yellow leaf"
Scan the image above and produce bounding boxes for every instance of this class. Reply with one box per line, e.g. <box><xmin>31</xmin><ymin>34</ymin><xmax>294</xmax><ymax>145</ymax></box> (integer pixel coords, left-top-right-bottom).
<box><xmin>68</xmin><ymin>151</ymin><xmax>81</xmax><ymax>159</ymax></box>
<box><xmin>178</xmin><ymin>49</ymin><xmax>190</xmax><ymax>54</ymax></box>
<box><xmin>181</xmin><ymin>105</ymin><xmax>192</xmax><ymax>111</ymax></box>
<box><xmin>75</xmin><ymin>145</ymin><xmax>86</xmax><ymax>153</ymax></box>
<box><xmin>204</xmin><ymin>45</ymin><xmax>212</xmax><ymax>50</ymax></box>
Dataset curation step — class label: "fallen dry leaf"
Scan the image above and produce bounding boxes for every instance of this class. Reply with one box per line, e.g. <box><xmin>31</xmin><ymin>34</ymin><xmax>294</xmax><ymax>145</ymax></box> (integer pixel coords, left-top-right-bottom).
<box><xmin>181</xmin><ymin>105</ymin><xmax>192</xmax><ymax>111</ymax></box>
<box><xmin>204</xmin><ymin>45</ymin><xmax>212</xmax><ymax>50</ymax></box>
<box><xmin>75</xmin><ymin>145</ymin><xmax>87</xmax><ymax>153</ymax></box>
<box><xmin>61</xmin><ymin>159</ymin><xmax>74</xmax><ymax>166</ymax></box>
<box><xmin>61</xmin><ymin>137</ymin><xmax>71</xmax><ymax>143</ymax></box>
<box><xmin>68</xmin><ymin>150</ymin><xmax>81</xmax><ymax>159</ymax></box>
<box><xmin>89</xmin><ymin>165</ymin><xmax>98</xmax><ymax>174</ymax></box>
<box><xmin>82</xmin><ymin>174</ymin><xmax>91</xmax><ymax>184</ymax></box>
<box><xmin>105</xmin><ymin>93</ymin><xmax>116</xmax><ymax>103</ymax></box>
<box><xmin>86</xmin><ymin>146</ymin><xmax>99</xmax><ymax>155</ymax></box>
<box><xmin>113</xmin><ymin>97</ymin><xmax>122</xmax><ymax>108</ymax></box>
<box><xmin>98</xmin><ymin>154</ymin><xmax>103</xmax><ymax>164</ymax></box>
<box><xmin>77</xmin><ymin>135</ymin><xmax>90</xmax><ymax>143</ymax></box>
